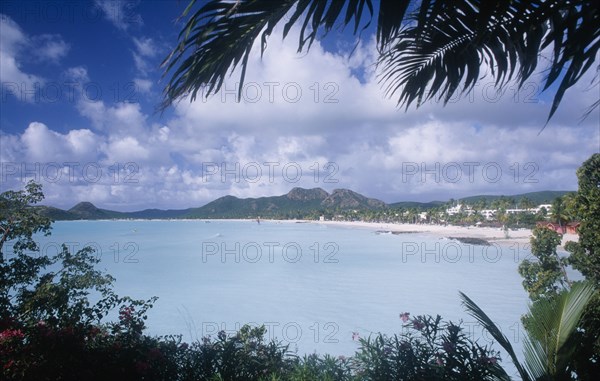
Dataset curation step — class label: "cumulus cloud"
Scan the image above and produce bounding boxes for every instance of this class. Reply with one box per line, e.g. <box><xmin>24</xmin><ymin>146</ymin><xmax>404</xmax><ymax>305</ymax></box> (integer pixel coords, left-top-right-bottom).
<box><xmin>77</xmin><ymin>99</ymin><xmax>147</xmax><ymax>136</ymax></box>
<box><xmin>161</xmin><ymin>24</ymin><xmax>598</xmax><ymax>204</ymax></box>
<box><xmin>20</xmin><ymin>122</ymin><xmax>100</xmax><ymax>162</ymax></box>
<box><xmin>105</xmin><ymin>136</ymin><xmax>149</xmax><ymax>163</ymax></box>
<box><xmin>2</xmin><ymin>22</ymin><xmax>598</xmax><ymax>211</ymax></box>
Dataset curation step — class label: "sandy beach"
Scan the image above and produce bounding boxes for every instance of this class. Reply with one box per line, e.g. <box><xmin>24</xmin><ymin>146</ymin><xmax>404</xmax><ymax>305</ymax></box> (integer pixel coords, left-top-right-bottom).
<box><xmin>308</xmin><ymin>220</ymin><xmax>578</xmax><ymax>248</ymax></box>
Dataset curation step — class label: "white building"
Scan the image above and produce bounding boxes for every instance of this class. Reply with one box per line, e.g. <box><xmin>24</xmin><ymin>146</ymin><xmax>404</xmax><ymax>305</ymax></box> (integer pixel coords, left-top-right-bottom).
<box><xmin>533</xmin><ymin>204</ymin><xmax>552</xmax><ymax>214</ymax></box>
<box><xmin>479</xmin><ymin>209</ymin><xmax>496</xmax><ymax>220</ymax></box>
<box><xmin>446</xmin><ymin>204</ymin><xmax>474</xmax><ymax>216</ymax></box>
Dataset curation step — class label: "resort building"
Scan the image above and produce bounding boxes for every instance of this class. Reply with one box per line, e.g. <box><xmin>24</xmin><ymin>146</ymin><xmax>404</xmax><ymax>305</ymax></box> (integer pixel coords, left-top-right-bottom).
<box><xmin>479</xmin><ymin>209</ymin><xmax>496</xmax><ymax>220</ymax></box>
<box><xmin>446</xmin><ymin>204</ymin><xmax>474</xmax><ymax>216</ymax></box>
<box><xmin>536</xmin><ymin>221</ymin><xmax>580</xmax><ymax>234</ymax></box>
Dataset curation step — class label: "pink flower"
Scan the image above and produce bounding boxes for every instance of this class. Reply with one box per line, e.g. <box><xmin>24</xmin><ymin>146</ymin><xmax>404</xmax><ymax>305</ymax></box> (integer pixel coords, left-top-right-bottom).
<box><xmin>119</xmin><ymin>306</ymin><xmax>135</xmax><ymax>322</ymax></box>
<box><xmin>0</xmin><ymin>329</ymin><xmax>24</xmax><ymax>342</ymax></box>
<box><xmin>399</xmin><ymin>312</ymin><xmax>410</xmax><ymax>323</ymax></box>
<box><xmin>352</xmin><ymin>331</ymin><xmax>360</xmax><ymax>341</ymax></box>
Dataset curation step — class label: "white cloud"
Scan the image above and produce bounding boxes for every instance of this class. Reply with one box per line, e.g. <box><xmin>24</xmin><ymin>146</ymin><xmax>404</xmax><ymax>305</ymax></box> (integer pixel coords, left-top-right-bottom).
<box><xmin>131</xmin><ymin>36</ymin><xmax>160</xmax><ymax>76</ymax></box>
<box><xmin>31</xmin><ymin>34</ymin><xmax>70</xmax><ymax>63</ymax></box>
<box><xmin>0</xmin><ymin>15</ymin><xmax>70</xmax><ymax>102</ymax></box>
<box><xmin>133</xmin><ymin>78</ymin><xmax>153</xmax><ymax>93</ymax></box>
<box><xmin>0</xmin><ymin>14</ymin><xmax>26</xmax><ymax>53</ymax></box>
<box><xmin>132</xmin><ymin>36</ymin><xmax>157</xmax><ymax>57</ymax></box>
<box><xmin>0</xmin><ymin>14</ymin><xmax>44</xmax><ymax>100</ymax></box>
<box><xmin>160</xmin><ymin>24</ymin><xmax>598</xmax><ymax>204</ymax></box>
<box><xmin>2</xmin><ymin>22</ymin><xmax>598</xmax><ymax>211</ymax></box>
<box><xmin>20</xmin><ymin>122</ymin><xmax>100</xmax><ymax>162</ymax></box>
<box><xmin>77</xmin><ymin>100</ymin><xmax>147</xmax><ymax>135</ymax></box>
<box><xmin>105</xmin><ymin>136</ymin><xmax>149</xmax><ymax>162</ymax></box>
<box><xmin>95</xmin><ymin>0</ymin><xmax>142</xmax><ymax>31</ymax></box>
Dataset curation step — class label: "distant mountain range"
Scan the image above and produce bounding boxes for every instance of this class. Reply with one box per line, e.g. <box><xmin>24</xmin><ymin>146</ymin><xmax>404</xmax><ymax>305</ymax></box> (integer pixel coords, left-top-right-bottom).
<box><xmin>35</xmin><ymin>188</ymin><xmax>572</xmax><ymax>221</ymax></box>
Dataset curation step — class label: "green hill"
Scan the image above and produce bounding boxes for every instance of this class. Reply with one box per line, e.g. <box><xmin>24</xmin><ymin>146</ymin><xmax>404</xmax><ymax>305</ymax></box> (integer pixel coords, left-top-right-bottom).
<box><xmin>185</xmin><ymin>187</ymin><xmax>384</xmax><ymax>218</ymax></box>
<box><xmin>37</xmin><ymin>188</ymin><xmax>572</xmax><ymax>221</ymax></box>
<box><xmin>458</xmin><ymin>190</ymin><xmax>574</xmax><ymax>206</ymax></box>
<box><xmin>388</xmin><ymin>201</ymin><xmax>445</xmax><ymax>209</ymax></box>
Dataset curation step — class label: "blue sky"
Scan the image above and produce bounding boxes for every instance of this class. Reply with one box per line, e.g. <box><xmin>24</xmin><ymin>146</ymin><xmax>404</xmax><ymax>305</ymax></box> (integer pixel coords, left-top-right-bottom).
<box><xmin>1</xmin><ymin>0</ymin><xmax>599</xmax><ymax>211</ymax></box>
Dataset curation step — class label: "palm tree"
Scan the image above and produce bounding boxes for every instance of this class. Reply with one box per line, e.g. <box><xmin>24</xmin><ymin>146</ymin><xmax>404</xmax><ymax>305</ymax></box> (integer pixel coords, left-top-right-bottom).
<box><xmin>461</xmin><ymin>281</ymin><xmax>595</xmax><ymax>381</ymax></box>
<box><xmin>561</xmin><ymin>192</ymin><xmax>579</xmax><ymax>222</ymax></box>
<box><xmin>520</xmin><ymin>197</ymin><xmax>535</xmax><ymax>211</ymax></box>
<box><xmin>160</xmin><ymin>0</ymin><xmax>599</xmax><ymax>121</ymax></box>
<box><xmin>551</xmin><ymin>196</ymin><xmax>570</xmax><ymax>231</ymax></box>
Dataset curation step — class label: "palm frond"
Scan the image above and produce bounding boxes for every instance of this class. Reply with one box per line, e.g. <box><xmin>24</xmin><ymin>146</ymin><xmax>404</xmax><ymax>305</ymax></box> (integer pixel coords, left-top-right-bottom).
<box><xmin>159</xmin><ymin>0</ymin><xmax>379</xmax><ymax>112</ymax></box>
<box><xmin>522</xmin><ymin>334</ymin><xmax>547</xmax><ymax>380</ymax></box>
<box><xmin>522</xmin><ymin>281</ymin><xmax>595</xmax><ymax>379</ymax></box>
<box><xmin>160</xmin><ymin>0</ymin><xmax>298</xmax><ymax>111</ymax></box>
<box><xmin>460</xmin><ymin>291</ymin><xmax>532</xmax><ymax>381</ymax></box>
<box><xmin>378</xmin><ymin>0</ymin><xmax>599</xmax><ymax>123</ymax></box>
<box><xmin>161</xmin><ymin>0</ymin><xmax>599</xmax><ymax>121</ymax></box>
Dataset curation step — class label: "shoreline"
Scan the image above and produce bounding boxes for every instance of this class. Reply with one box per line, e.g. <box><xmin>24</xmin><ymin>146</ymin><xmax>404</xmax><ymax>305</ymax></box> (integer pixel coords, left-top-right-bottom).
<box><xmin>56</xmin><ymin>218</ymin><xmax>579</xmax><ymax>248</ymax></box>
<box><xmin>309</xmin><ymin>220</ymin><xmax>578</xmax><ymax>248</ymax></box>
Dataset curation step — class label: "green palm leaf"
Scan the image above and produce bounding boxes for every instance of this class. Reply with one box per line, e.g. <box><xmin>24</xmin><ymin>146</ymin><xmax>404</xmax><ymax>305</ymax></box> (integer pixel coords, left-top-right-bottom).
<box><xmin>460</xmin><ymin>291</ymin><xmax>532</xmax><ymax>381</ymax></box>
<box><xmin>522</xmin><ymin>281</ymin><xmax>595</xmax><ymax>379</ymax></box>
<box><xmin>461</xmin><ymin>281</ymin><xmax>595</xmax><ymax>381</ymax></box>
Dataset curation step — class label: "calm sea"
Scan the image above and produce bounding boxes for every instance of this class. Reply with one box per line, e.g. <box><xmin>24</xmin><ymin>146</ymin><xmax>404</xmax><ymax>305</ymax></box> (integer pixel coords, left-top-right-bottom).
<box><xmin>32</xmin><ymin>220</ymin><xmax>532</xmax><ymax>374</ymax></box>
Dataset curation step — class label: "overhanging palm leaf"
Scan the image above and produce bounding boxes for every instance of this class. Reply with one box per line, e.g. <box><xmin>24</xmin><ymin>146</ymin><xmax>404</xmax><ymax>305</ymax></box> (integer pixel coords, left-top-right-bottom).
<box><xmin>460</xmin><ymin>292</ymin><xmax>532</xmax><ymax>381</ymax></box>
<box><xmin>521</xmin><ymin>281</ymin><xmax>595</xmax><ymax>379</ymax></box>
<box><xmin>160</xmin><ymin>0</ymin><xmax>599</xmax><ymax>122</ymax></box>
<box><xmin>380</xmin><ymin>1</ymin><xmax>599</xmax><ymax>123</ymax></box>
<box><xmin>160</xmin><ymin>0</ymin><xmax>384</xmax><ymax>111</ymax></box>
<box><xmin>460</xmin><ymin>281</ymin><xmax>595</xmax><ymax>381</ymax></box>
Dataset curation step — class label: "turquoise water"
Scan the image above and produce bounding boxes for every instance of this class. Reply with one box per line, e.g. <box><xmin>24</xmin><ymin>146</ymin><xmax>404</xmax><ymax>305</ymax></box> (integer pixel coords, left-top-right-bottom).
<box><xmin>28</xmin><ymin>220</ymin><xmax>530</xmax><ymax>375</ymax></box>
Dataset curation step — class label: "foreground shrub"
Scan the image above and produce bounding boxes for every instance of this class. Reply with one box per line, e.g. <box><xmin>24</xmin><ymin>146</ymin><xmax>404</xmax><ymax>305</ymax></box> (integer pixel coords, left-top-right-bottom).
<box><xmin>353</xmin><ymin>314</ymin><xmax>507</xmax><ymax>381</ymax></box>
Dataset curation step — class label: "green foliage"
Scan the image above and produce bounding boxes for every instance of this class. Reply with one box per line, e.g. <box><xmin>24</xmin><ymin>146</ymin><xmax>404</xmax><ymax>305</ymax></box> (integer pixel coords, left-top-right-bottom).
<box><xmin>564</xmin><ymin>153</ymin><xmax>600</xmax><ymax>379</ymax></box>
<box><xmin>353</xmin><ymin>314</ymin><xmax>508</xmax><ymax>381</ymax></box>
<box><xmin>521</xmin><ymin>282</ymin><xmax>596</xmax><ymax>380</ymax></box>
<box><xmin>569</xmin><ymin>292</ymin><xmax>600</xmax><ymax>380</ymax></box>
<box><xmin>518</xmin><ymin>227</ymin><xmax>568</xmax><ymax>300</ymax></box>
<box><xmin>565</xmin><ymin>153</ymin><xmax>600</xmax><ymax>285</ymax></box>
<box><xmin>516</xmin><ymin>154</ymin><xmax>600</xmax><ymax>380</ymax></box>
<box><xmin>1</xmin><ymin>181</ymin><xmax>52</xmax><ymax>320</ymax></box>
<box><xmin>1</xmin><ymin>182</ymin><xmax>158</xmax><ymax>379</ymax></box>
<box><xmin>187</xmin><ymin>325</ymin><xmax>293</xmax><ymax>380</ymax></box>
<box><xmin>2</xmin><ymin>318</ymin><xmax>509</xmax><ymax>381</ymax></box>
<box><xmin>0</xmin><ymin>321</ymin><xmax>183</xmax><ymax>381</ymax></box>
<box><xmin>287</xmin><ymin>353</ymin><xmax>353</xmax><ymax>381</ymax></box>
<box><xmin>462</xmin><ymin>283</ymin><xmax>596</xmax><ymax>381</ymax></box>
<box><xmin>0</xmin><ymin>180</ymin><xmax>51</xmax><ymax>255</ymax></box>
<box><xmin>551</xmin><ymin>196</ymin><xmax>571</xmax><ymax>227</ymax></box>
